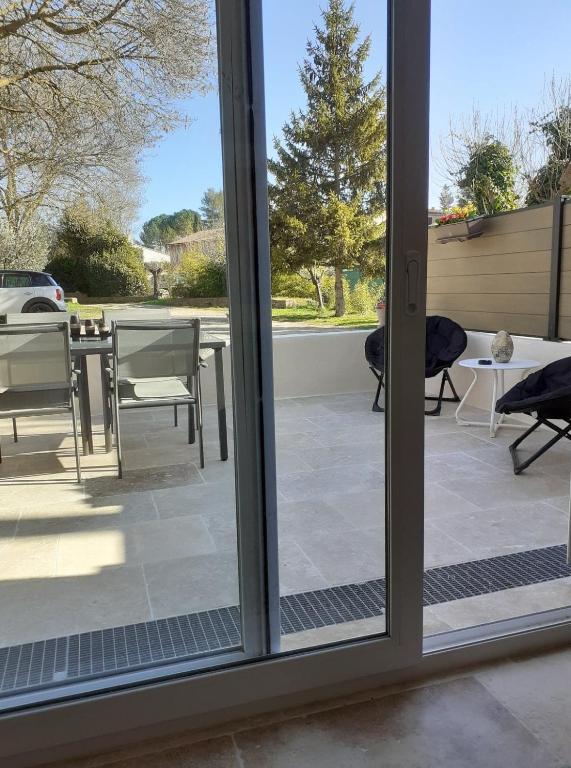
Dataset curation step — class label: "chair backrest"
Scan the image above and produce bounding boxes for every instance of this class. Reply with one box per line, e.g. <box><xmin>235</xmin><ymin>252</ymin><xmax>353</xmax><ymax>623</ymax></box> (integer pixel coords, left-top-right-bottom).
<box><xmin>365</xmin><ymin>315</ymin><xmax>467</xmax><ymax>373</ymax></box>
<box><xmin>0</xmin><ymin>323</ymin><xmax>72</xmax><ymax>392</ymax></box>
<box><xmin>113</xmin><ymin>319</ymin><xmax>200</xmax><ymax>381</ymax></box>
<box><xmin>3</xmin><ymin>312</ymin><xmax>70</xmax><ymax>325</ymax></box>
<box><xmin>103</xmin><ymin>308</ymin><xmax>171</xmax><ymax>325</ymax></box>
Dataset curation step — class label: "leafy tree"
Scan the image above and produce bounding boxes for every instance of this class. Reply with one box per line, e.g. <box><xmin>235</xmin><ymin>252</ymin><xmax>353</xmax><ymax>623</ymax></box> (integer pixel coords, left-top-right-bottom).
<box><xmin>526</xmin><ymin>106</ymin><xmax>571</xmax><ymax>204</ymax></box>
<box><xmin>0</xmin><ymin>217</ymin><xmax>52</xmax><ymax>270</ymax></box>
<box><xmin>0</xmin><ymin>0</ymin><xmax>212</xmax><ymax>259</ymax></box>
<box><xmin>47</xmin><ymin>202</ymin><xmax>147</xmax><ymax>296</ymax></box>
<box><xmin>140</xmin><ymin>209</ymin><xmax>202</xmax><ymax>250</ymax></box>
<box><xmin>456</xmin><ymin>136</ymin><xmax>518</xmax><ymax>215</ymax></box>
<box><xmin>269</xmin><ymin>0</ymin><xmax>386</xmax><ymax>316</ymax></box>
<box><xmin>200</xmin><ymin>188</ymin><xmax>225</xmax><ymax>229</ymax></box>
<box><xmin>438</xmin><ymin>184</ymin><xmax>454</xmax><ymax>211</ymax></box>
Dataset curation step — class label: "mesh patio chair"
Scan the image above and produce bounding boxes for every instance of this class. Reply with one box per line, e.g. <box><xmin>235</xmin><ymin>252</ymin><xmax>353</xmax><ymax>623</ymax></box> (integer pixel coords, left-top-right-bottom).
<box><xmin>111</xmin><ymin>318</ymin><xmax>204</xmax><ymax>478</ymax></box>
<box><xmin>0</xmin><ymin>322</ymin><xmax>81</xmax><ymax>482</ymax></box>
<box><xmin>2</xmin><ymin>314</ymin><xmax>71</xmax><ymax>444</ymax></box>
<box><xmin>365</xmin><ymin>315</ymin><xmax>467</xmax><ymax>415</ymax></box>
<box><xmin>102</xmin><ymin>308</ymin><xmax>187</xmax><ymax>427</ymax></box>
<box><xmin>496</xmin><ymin>356</ymin><xmax>571</xmax><ymax>475</ymax></box>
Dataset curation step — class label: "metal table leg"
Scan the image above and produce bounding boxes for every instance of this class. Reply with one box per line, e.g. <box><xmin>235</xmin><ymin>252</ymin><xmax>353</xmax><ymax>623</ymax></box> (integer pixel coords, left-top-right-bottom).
<box><xmin>214</xmin><ymin>347</ymin><xmax>228</xmax><ymax>461</ymax></box>
<box><xmin>455</xmin><ymin>368</ymin><xmax>478</xmax><ymax>425</ymax></box>
<box><xmin>187</xmin><ymin>376</ymin><xmax>195</xmax><ymax>445</ymax></box>
<box><xmin>99</xmin><ymin>354</ymin><xmax>113</xmax><ymax>453</ymax></box>
<box><xmin>78</xmin><ymin>357</ymin><xmax>94</xmax><ymax>455</ymax></box>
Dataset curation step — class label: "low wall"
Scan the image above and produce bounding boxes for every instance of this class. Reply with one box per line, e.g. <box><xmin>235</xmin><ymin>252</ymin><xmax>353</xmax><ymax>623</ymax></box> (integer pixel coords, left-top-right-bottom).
<box><xmin>83</xmin><ymin>329</ymin><xmax>374</xmax><ymax>425</ymax></box>
<box><xmin>84</xmin><ymin>328</ymin><xmax>571</xmax><ymax>427</ymax></box>
<box><xmin>67</xmin><ymin>294</ymin><xmax>229</xmax><ymax>308</ymax></box>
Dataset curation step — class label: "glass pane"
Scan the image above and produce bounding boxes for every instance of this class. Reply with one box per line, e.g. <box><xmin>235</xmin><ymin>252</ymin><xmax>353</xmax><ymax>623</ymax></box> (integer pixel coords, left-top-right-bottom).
<box><xmin>423</xmin><ymin>0</ymin><xmax>571</xmax><ymax>638</ymax></box>
<box><xmin>263</xmin><ymin>0</ymin><xmax>388</xmax><ymax>651</ymax></box>
<box><xmin>0</xmin><ymin>0</ymin><xmax>244</xmax><ymax>704</ymax></box>
<box><xmin>4</xmin><ymin>274</ymin><xmax>31</xmax><ymax>288</ymax></box>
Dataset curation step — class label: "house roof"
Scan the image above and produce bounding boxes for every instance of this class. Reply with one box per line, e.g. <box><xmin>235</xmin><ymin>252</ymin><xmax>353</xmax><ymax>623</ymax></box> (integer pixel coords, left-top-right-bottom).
<box><xmin>168</xmin><ymin>228</ymin><xmax>225</xmax><ymax>246</ymax></box>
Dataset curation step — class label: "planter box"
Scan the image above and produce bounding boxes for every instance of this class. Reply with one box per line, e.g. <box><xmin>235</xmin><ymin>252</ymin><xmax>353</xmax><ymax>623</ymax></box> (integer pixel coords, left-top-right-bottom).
<box><xmin>436</xmin><ymin>216</ymin><xmax>485</xmax><ymax>244</ymax></box>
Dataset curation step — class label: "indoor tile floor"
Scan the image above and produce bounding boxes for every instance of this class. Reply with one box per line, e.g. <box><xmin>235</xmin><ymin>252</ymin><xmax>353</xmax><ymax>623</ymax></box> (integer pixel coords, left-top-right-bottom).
<box><xmin>39</xmin><ymin>645</ymin><xmax>571</xmax><ymax>767</ymax></box>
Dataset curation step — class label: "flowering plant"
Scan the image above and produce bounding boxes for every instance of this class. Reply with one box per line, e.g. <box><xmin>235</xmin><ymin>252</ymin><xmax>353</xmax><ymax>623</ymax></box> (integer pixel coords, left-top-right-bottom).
<box><xmin>435</xmin><ymin>203</ymin><xmax>478</xmax><ymax>226</ymax></box>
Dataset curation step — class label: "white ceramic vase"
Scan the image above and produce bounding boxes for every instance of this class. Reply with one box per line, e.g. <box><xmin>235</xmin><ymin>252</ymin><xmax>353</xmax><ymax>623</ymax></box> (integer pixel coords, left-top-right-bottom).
<box><xmin>491</xmin><ymin>330</ymin><xmax>514</xmax><ymax>363</ymax></box>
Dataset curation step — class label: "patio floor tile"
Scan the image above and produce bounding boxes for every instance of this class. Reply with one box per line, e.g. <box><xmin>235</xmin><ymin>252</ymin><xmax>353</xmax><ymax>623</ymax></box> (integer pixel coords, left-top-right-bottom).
<box><xmin>1</xmin><ymin>391</ymin><xmax>571</xmax><ymax>657</ymax></box>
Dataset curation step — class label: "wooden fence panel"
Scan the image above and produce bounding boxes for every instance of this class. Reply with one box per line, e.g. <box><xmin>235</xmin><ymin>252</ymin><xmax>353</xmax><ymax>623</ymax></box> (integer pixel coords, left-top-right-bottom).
<box><xmin>426</xmin><ymin>203</ymin><xmax>556</xmax><ymax>337</ymax></box>
<box><xmin>557</xmin><ymin>200</ymin><xmax>571</xmax><ymax>333</ymax></box>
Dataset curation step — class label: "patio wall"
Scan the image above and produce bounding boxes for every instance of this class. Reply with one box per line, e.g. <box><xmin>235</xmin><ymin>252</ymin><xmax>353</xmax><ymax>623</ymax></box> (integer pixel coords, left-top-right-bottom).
<box><xmin>83</xmin><ymin>328</ymin><xmax>571</xmax><ymax>424</ymax></box>
<box><xmin>83</xmin><ymin>330</ymin><xmax>376</xmax><ymax>424</ymax></box>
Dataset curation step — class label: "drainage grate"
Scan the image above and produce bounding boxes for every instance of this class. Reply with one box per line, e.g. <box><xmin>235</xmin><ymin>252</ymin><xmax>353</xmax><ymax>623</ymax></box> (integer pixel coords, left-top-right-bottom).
<box><xmin>2</xmin><ymin>544</ymin><xmax>571</xmax><ymax>697</ymax></box>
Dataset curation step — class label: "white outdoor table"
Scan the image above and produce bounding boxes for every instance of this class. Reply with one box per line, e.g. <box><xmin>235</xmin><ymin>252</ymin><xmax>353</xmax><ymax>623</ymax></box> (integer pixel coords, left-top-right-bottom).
<box><xmin>455</xmin><ymin>358</ymin><xmax>540</xmax><ymax>438</ymax></box>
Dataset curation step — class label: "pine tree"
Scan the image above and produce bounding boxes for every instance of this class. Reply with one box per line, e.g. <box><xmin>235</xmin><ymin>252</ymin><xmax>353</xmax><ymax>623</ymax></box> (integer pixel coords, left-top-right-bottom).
<box><xmin>438</xmin><ymin>184</ymin><xmax>454</xmax><ymax>211</ymax></box>
<box><xmin>200</xmin><ymin>188</ymin><xmax>225</xmax><ymax>229</ymax></box>
<box><xmin>269</xmin><ymin>0</ymin><xmax>386</xmax><ymax>316</ymax></box>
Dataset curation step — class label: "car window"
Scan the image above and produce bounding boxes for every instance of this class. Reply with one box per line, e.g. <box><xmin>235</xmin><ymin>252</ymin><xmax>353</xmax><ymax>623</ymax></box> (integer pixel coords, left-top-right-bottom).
<box><xmin>30</xmin><ymin>273</ymin><xmax>53</xmax><ymax>287</ymax></box>
<box><xmin>2</xmin><ymin>273</ymin><xmax>31</xmax><ymax>288</ymax></box>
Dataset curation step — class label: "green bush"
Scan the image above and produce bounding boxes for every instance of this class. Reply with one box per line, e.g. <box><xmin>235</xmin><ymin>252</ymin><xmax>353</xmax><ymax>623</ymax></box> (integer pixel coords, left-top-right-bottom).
<box><xmin>46</xmin><ymin>203</ymin><xmax>148</xmax><ymax>296</ymax></box>
<box><xmin>321</xmin><ymin>274</ymin><xmax>336</xmax><ymax>309</ymax></box>
<box><xmin>173</xmin><ymin>251</ymin><xmax>227</xmax><ymax>298</ymax></box>
<box><xmin>347</xmin><ymin>279</ymin><xmax>377</xmax><ymax>314</ymax></box>
<box><xmin>45</xmin><ymin>252</ymin><xmax>83</xmax><ymax>293</ymax></box>
<box><xmin>46</xmin><ymin>246</ymin><xmax>147</xmax><ymax>297</ymax></box>
<box><xmin>87</xmin><ymin>248</ymin><xmax>147</xmax><ymax>296</ymax></box>
<box><xmin>271</xmin><ymin>271</ymin><xmax>316</xmax><ymax>298</ymax></box>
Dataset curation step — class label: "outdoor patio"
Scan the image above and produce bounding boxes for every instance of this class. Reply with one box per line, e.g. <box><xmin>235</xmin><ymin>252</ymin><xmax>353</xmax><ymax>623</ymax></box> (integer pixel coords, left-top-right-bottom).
<box><xmin>1</xmin><ymin>379</ymin><xmax>571</xmax><ymax>687</ymax></box>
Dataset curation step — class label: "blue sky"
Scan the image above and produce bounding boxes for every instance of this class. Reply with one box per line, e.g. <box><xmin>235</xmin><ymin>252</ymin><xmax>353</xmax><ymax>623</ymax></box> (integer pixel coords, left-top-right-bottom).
<box><xmin>133</xmin><ymin>0</ymin><xmax>571</xmax><ymax>236</ymax></box>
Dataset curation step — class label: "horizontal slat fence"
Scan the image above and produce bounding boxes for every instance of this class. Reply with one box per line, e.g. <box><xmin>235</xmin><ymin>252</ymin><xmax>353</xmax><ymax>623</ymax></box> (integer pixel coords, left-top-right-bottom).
<box><xmin>557</xmin><ymin>198</ymin><xmax>571</xmax><ymax>339</ymax></box>
<box><xmin>426</xmin><ymin>200</ymin><xmax>571</xmax><ymax>339</ymax></box>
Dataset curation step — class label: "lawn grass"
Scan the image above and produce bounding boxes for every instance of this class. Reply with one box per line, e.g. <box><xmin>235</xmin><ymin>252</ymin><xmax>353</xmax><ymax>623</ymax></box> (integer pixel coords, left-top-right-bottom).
<box><xmin>65</xmin><ymin>301</ymin><xmax>104</xmax><ymax>319</ymax></box>
<box><xmin>271</xmin><ymin>306</ymin><xmax>377</xmax><ymax>328</ymax></box>
<box><xmin>66</xmin><ymin>300</ymin><xmax>377</xmax><ymax>328</ymax></box>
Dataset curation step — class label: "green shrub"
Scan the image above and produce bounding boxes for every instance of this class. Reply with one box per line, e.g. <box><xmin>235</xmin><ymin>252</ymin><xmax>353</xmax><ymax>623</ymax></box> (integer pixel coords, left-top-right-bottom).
<box><xmin>271</xmin><ymin>271</ymin><xmax>315</xmax><ymax>298</ymax></box>
<box><xmin>46</xmin><ymin>202</ymin><xmax>148</xmax><ymax>296</ymax></box>
<box><xmin>87</xmin><ymin>248</ymin><xmax>147</xmax><ymax>296</ymax></box>
<box><xmin>173</xmin><ymin>250</ymin><xmax>227</xmax><ymax>298</ymax></box>
<box><xmin>321</xmin><ymin>274</ymin><xmax>336</xmax><ymax>309</ymax></box>
<box><xmin>347</xmin><ymin>280</ymin><xmax>377</xmax><ymax>314</ymax></box>
<box><xmin>45</xmin><ymin>253</ymin><xmax>84</xmax><ymax>293</ymax></box>
<box><xmin>46</xmin><ymin>246</ymin><xmax>147</xmax><ymax>296</ymax></box>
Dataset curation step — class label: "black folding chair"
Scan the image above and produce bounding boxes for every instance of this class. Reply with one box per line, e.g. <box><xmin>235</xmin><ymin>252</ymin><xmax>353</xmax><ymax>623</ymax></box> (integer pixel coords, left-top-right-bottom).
<box><xmin>496</xmin><ymin>356</ymin><xmax>571</xmax><ymax>475</ymax></box>
<box><xmin>365</xmin><ymin>315</ymin><xmax>467</xmax><ymax>415</ymax></box>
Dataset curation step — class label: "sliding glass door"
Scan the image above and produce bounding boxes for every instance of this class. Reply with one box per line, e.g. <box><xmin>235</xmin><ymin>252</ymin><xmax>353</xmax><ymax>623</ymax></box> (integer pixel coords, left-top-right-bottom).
<box><xmin>260</xmin><ymin>0</ymin><xmax>429</xmax><ymax>660</ymax></box>
<box><xmin>0</xmin><ymin>0</ymin><xmax>431</xmax><ymax>756</ymax></box>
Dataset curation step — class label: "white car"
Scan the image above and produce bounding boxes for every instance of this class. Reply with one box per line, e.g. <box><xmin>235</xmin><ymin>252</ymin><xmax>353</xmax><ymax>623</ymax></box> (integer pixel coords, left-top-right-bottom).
<box><xmin>0</xmin><ymin>270</ymin><xmax>67</xmax><ymax>313</ymax></box>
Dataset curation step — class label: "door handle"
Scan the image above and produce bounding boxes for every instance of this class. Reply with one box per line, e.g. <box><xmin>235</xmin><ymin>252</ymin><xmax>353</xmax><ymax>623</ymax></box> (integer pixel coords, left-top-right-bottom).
<box><xmin>405</xmin><ymin>251</ymin><xmax>420</xmax><ymax>316</ymax></box>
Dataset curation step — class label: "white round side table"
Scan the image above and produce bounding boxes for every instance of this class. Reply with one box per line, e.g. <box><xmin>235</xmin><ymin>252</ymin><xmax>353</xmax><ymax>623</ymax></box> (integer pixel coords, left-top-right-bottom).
<box><xmin>456</xmin><ymin>358</ymin><xmax>540</xmax><ymax>438</ymax></box>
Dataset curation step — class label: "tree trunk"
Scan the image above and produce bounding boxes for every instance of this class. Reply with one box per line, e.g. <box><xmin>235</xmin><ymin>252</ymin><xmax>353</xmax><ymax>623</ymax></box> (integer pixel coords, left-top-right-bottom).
<box><xmin>152</xmin><ymin>270</ymin><xmax>160</xmax><ymax>299</ymax></box>
<box><xmin>334</xmin><ymin>266</ymin><xmax>345</xmax><ymax>317</ymax></box>
<box><xmin>308</xmin><ymin>269</ymin><xmax>324</xmax><ymax>310</ymax></box>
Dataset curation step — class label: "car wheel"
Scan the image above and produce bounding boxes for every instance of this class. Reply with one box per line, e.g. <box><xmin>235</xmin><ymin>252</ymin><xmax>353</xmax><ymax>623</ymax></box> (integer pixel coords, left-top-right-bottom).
<box><xmin>25</xmin><ymin>302</ymin><xmax>56</xmax><ymax>312</ymax></box>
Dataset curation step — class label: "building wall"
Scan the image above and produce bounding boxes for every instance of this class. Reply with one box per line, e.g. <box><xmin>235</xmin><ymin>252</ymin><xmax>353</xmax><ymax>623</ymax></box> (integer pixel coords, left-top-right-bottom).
<box><xmin>167</xmin><ymin>230</ymin><xmax>225</xmax><ymax>266</ymax></box>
